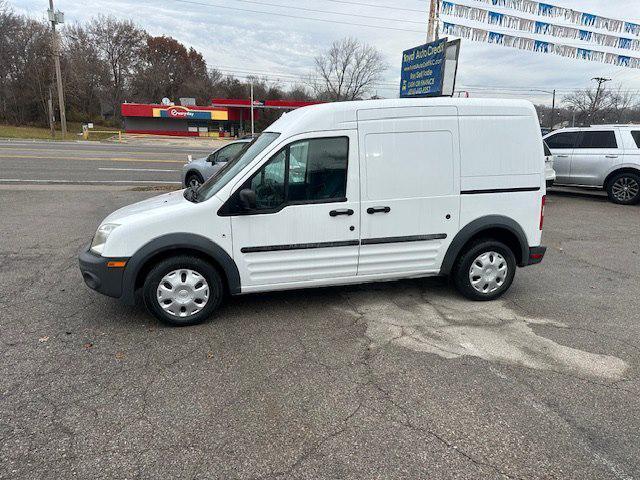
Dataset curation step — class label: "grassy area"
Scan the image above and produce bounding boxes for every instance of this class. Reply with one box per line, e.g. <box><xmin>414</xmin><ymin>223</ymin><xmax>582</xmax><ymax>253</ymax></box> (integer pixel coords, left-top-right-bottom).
<box><xmin>0</xmin><ymin>123</ymin><xmax>120</xmax><ymax>141</ymax></box>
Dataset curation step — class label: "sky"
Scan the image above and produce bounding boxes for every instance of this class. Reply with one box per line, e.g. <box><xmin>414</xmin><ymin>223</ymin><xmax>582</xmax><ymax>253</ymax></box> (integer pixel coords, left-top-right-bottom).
<box><xmin>11</xmin><ymin>0</ymin><xmax>640</xmax><ymax>105</ymax></box>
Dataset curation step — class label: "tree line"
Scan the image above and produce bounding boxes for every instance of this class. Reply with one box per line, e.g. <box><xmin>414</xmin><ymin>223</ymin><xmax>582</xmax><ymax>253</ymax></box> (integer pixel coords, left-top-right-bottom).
<box><xmin>536</xmin><ymin>86</ymin><xmax>640</xmax><ymax>129</ymax></box>
<box><xmin>3</xmin><ymin>1</ymin><xmax>637</xmax><ymax>131</ymax></box>
<box><xmin>0</xmin><ymin>6</ymin><xmax>315</xmax><ymax>127</ymax></box>
<box><xmin>0</xmin><ymin>2</ymin><xmax>390</xmax><ymax>130</ymax></box>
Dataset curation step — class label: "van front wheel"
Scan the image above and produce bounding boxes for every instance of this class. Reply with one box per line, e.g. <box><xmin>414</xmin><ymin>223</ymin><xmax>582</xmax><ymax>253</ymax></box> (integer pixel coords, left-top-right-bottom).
<box><xmin>452</xmin><ymin>239</ymin><xmax>516</xmax><ymax>301</ymax></box>
<box><xmin>143</xmin><ymin>256</ymin><xmax>223</xmax><ymax>326</ymax></box>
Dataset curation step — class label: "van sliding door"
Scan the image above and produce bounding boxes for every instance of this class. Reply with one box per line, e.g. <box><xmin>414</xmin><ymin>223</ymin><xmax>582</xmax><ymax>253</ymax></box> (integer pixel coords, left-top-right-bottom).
<box><xmin>356</xmin><ymin>106</ymin><xmax>461</xmax><ymax>277</ymax></box>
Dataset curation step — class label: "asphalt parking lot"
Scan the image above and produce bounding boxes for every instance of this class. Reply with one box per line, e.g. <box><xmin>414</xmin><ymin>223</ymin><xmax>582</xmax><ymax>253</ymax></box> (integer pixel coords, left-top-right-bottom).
<box><xmin>1</xmin><ymin>181</ymin><xmax>639</xmax><ymax>478</ymax></box>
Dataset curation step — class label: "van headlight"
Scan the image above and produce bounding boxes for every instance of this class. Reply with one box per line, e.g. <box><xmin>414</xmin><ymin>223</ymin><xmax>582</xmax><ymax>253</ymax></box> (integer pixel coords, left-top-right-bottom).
<box><xmin>90</xmin><ymin>223</ymin><xmax>120</xmax><ymax>255</ymax></box>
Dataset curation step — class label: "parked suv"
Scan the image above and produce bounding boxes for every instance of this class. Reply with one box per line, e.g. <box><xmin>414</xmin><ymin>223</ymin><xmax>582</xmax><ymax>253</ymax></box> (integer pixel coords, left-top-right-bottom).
<box><xmin>80</xmin><ymin>98</ymin><xmax>547</xmax><ymax>326</ymax></box>
<box><xmin>543</xmin><ymin>126</ymin><xmax>640</xmax><ymax>204</ymax></box>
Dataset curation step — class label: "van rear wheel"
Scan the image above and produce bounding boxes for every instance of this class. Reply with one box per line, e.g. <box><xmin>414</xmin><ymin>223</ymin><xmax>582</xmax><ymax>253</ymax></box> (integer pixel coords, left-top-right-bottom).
<box><xmin>143</xmin><ymin>255</ymin><xmax>223</xmax><ymax>326</ymax></box>
<box><xmin>452</xmin><ymin>239</ymin><xmax>516</xmax><ymax>301</ymax></box>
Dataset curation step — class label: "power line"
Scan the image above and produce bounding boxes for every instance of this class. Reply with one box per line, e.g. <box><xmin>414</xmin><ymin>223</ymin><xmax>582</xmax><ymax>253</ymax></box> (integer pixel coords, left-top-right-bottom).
<box><xmin>164</xmin><ymin>0</ymin><xmax>426</xmax><ymax>34</ymax></box>
<box><xmin>321</xmin><ymin>0</ymin><xmax>425</xmax><ymax>14</ymax></box>
<box><xmin>214</xmin><ymin>66</ymin><xmax>639</xmax><ymax>92</ymax></box>
<box><xmin>214</xmin><ymin>68</ymin><xmax>640</xmax><ymax>96</ymax></box>
<box><xmin>226</xmin><ymin>0</ymin><xmax>426</xmax><ymax>25</ymax></box>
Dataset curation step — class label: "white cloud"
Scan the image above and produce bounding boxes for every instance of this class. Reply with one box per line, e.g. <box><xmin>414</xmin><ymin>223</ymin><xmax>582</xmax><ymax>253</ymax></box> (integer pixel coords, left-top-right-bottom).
<box><xmin>11</xmin><ymin>0</ymin><xmax>640</xmax><ymax>104</ymax></box>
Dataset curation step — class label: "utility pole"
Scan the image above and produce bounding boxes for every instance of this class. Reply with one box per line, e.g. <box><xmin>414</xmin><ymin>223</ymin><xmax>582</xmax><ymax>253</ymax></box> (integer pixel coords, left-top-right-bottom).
<box><xmin>426</xmin><ymin>0</ymin><xmax>441</xmax><ymax>42</ymax></box>
<box><xmin>250</xmin><ymin>83</ymin><xmax>255</xmax><ymax>137</ymax></box>
<box><xmin>590</xmin><ymin>77</ymin><xmax>611</xmax><ymax>119</ymax></box>
<box><xmin>48</xmin><ymin>0</ymin><xmax>67</xmax><ymax>137</ymax></box>
<box><xmin>47</xmin><ymin>86</ymin><xmax>55</xmax><ymax>138</ymax></box>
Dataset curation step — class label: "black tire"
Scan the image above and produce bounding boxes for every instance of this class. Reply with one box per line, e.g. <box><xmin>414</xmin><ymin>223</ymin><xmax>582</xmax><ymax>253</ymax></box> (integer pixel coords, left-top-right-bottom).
<box><xmin>606</xmin><ymin>172</ymin><xmax>640</xmax><ymax>205</ymax></box>
<box><xmin>452</xmin><ymin>239</ymin><xmax>517</xmax><ymax>301</ymax></box>
<box><xmin>143</xmin><ymin>255</ymin><xmax>223</xmax><ymax>326</ymax></box>
<box><xmin>185</xmin><ymin>171</ymin><xmax>204</xmax><ymax>189</ymax></box>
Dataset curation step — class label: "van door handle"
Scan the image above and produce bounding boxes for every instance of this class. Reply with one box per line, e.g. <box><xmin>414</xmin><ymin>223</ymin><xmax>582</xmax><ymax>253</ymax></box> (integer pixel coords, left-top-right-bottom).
<box><xmin>605</xmin><ymin>155</ymin><xmax>619</xmax><ymax>158</ymax></box>
<box><xmin>556</xmin><ymin>154</ymin><xmax>569</xmax><ymax>158</ymax></box>
<box><xmin>329</xmin><ymin>209</ymin><xmax>354</xmax><ymax>217</ymax></box>
<box><xmin>367</xmin><ymin>206</ymin><xmax>391</xmax><ymax>214</ymax></box>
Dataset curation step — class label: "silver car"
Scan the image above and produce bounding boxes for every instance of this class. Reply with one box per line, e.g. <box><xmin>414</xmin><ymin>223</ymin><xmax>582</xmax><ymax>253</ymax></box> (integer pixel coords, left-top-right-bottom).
<box><xmin>182</xmin><ymin>139</ymin><xmax>252</xmax><ymax>188</ymax></box>
<box><xmin>544</xmin><ymin>126</ymin><xmax>640</xmax><ymax>205</ymax></box>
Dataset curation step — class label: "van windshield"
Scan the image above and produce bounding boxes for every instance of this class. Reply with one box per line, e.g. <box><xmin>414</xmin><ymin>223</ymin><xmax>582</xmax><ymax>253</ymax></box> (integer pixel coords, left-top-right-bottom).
<box><xmin>196</xmin><ymin>132</ymin><xmax>280</xmax><ymax>202</ymax></box>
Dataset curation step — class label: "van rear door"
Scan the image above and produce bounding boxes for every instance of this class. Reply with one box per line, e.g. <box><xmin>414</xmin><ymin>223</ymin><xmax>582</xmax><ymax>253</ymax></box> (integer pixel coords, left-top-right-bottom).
<box><xmin>356</xmin><ymin>106</ymin><xmax>460</xmax><ymax>276</ymax></box>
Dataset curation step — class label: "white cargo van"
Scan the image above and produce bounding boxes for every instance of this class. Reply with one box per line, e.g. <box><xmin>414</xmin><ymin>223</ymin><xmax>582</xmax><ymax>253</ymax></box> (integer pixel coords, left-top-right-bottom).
<box><xmin>79</xmin><ymin>98</ymin><xmax>547</xmax><ymax>326</ymax></box>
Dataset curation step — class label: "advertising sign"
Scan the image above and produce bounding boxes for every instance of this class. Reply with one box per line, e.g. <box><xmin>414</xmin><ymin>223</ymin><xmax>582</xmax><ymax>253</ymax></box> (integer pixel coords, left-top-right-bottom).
<box><xmin>400</xmin><ymin>38</ymin><xmax>460</xmax><ymax>98</ymax></box>
<box><xmin>152</xmin><ymin>106</ymin><xmax>227</xmax><ymax>121</ymax></box>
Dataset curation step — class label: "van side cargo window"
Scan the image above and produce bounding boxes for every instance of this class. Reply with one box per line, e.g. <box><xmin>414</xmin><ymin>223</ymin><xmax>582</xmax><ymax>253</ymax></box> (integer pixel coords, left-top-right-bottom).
<box><xmin>224</xmin><ymin>137</ymin><xmax>349</xmax><ymax>215</ymax></box>
<box><xmin>631</xmin><ymin>131</ymin><xmax>640</xmax><ymax>148</ymax></box>
<box><xmin>576</xmin><ymin>131</ymin><xmax>617</xmax><ymax>149</ymax></box>
<box><xmin>545</xmin><ymin>132</ymin><xmax>579</xmax><ymax>149</ymax></box>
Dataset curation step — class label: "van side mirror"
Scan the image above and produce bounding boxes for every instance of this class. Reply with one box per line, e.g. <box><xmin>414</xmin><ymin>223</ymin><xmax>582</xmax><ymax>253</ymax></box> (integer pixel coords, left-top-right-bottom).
<box><xmin>207</xmin><ymin>153</ymin><xmax>217</xmax><ymax>163</ymax></box>
<box><xmin>238</xmin><ymin>188</ymin><xmax>256</xmax><ymax>211</ymax></box>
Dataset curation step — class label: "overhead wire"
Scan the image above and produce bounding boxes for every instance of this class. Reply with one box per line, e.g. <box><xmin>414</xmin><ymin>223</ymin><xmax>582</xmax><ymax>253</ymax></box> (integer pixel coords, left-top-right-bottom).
<box><xmin>164</xmin><ymin>0</ymin><xmax>427</xmax><ymax>33</ymax></box>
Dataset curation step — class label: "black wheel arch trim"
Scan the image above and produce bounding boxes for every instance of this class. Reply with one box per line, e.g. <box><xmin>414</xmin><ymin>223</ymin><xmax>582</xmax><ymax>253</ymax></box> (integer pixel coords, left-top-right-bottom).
<box><xmin>604</xmin><ymin>167</ymin><xmax>640</xmax><ymax>188</ymax></box>
<box><xmin>439</xmin><ymin>215</ymin><xmax>530</xmax><ymax>276</ymax></box>
<box><xmin>185</xmin><ymin>170</ymin><xmax>205</xmax><ymax>185</ymax></box>
<box><xmin>120</xmin><ymin>233</ymin><xmax>241</xmax><ymax>305</ymax></box>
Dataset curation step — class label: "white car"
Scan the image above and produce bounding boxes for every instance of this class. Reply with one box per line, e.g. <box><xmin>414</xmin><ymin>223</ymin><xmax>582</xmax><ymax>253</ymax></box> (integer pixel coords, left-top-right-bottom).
<box><xmin>80</xmin><ymin>98</ymin><xmax>547</xmax><ymax>326</ymax></box>
<box><xmin>181</xmin><ymin>139</ymin><xmax>251</xmax><ymax>189</ymax></box>
<box><xmin>544</xmin><ymin>126</ymin><xmax>640</xmax><ymax>204</ymax></box>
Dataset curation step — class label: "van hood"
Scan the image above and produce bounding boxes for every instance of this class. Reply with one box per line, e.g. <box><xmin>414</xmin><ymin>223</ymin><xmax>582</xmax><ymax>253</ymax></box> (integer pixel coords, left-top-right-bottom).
<box><xmin>103</xmin><ymin>190</ymin><xmax>189</xmax><ymax>224</ymax></box>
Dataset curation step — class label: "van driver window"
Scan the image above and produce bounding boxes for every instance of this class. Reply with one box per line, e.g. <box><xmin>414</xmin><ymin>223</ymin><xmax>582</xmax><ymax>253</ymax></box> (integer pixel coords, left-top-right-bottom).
<box><xmin>250</xmin><ymin>150</ymin><xmax>286</xmax><ymax>209</ymax></box>
<box><xmin>241</xmin><ymin>137</ymin><xmax>348</xmax><ymax>212</ymax></box>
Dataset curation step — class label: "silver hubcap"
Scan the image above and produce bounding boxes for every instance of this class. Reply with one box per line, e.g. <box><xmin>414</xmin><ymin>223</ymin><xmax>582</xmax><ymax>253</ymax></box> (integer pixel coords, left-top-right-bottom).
<box><xmin>157</xmin><ymin>269</ymin><xmax>209</xmax><ymax>317</ymax></box>
<box><xmin>469</xmin><ymin>251</ymin><xmax>508</xmax><ymax>294</ymax></box>
<box><xmin>188</xmin><ymin>177</ymin><xmax>201</xmax><ymax>188</ymax></box>
<box><xmin>612</xmin><ymin>177</ymin><xmax>639</xmax><ymax>202</ymax></box>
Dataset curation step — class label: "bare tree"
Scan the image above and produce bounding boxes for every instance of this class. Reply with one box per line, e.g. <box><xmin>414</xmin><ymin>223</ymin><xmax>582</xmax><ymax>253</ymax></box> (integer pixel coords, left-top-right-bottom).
<box><xmin>62</xmin><ymin>23</ymin><xmax>110</xmax><ymax>121</ymax></box>
<box><xmin>563</xmin><ymin>84</ymin><xmax>640</xmax><ymax>126</ymax></box>
<box><xmin>607</xmin><ymin>87</ymin><xmax>639</xmax><ymax>124</ymax></box>
<box><xmin>310</xmin><ymin>37</ymin><xmax>386</xmax><ymax>101</ymax></box>
<box><xmin>0</xmin><ymin>9</ymin><xmax>53</xmax><ymax>126</ymax></box>
<box><xmin>87</xmin><ymin>15</ymin><xmax>146</xmax><ymax>117</ymax></box>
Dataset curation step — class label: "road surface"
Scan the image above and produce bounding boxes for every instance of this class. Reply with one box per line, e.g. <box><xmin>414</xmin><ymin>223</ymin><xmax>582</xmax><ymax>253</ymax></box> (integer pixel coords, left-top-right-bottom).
<box><xmin>0</xmin><ymin>139</ymin><xmax>215</xmax><ymax>186</ymax></box>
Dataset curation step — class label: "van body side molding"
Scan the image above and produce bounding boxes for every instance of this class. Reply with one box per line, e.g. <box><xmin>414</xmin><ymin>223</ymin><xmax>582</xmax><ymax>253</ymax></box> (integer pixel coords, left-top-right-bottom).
<box><xmin>120</xmin><ymin>233</ymin><xmax>241</xmax><ymax>305</ymax></box>
<box><xmin>439</xmin><ymin>216</ymin><xmax>530</xmax><ymax>276</ymax></box>
<box><xmin>361</xmin><ymin>234</ymin><xmax>447</xmax><ymax>245</ymax></box>
<box><xmin>241</xmin><ymin>240</ymin><xmax>359</xmax><ymax>253</ymax></box>
<box><xmin>242</xmin><ymin>234</ymin><xmax>448</xmax><ymax>253</ymax></box>
<box><xmin>461</xmin><ymin>187</ymin><xmax>541</xmax><ymax>195</ymax></box>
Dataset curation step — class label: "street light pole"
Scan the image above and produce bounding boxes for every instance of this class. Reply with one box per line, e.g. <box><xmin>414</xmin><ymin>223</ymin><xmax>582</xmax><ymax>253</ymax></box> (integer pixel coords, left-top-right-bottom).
<box><xmin>250</xmin><ymin>82</ymin><xmax>255</xmax><ymax>137</ymax></box>
<box><xmin>48</xmin><ymin>0</ymin><xmax>67</xmax><ymax>137</ymax></box>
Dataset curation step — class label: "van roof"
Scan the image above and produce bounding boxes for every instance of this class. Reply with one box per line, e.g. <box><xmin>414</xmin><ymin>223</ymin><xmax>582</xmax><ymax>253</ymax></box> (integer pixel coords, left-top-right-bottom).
<box><xmin>266</xmin><ymin>97</ymin><xmax>537</xmax><ymax>135</ymax></box>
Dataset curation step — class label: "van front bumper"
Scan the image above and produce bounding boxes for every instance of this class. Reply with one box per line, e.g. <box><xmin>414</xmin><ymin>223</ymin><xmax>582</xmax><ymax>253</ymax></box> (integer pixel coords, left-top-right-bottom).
<box><xmin>524</xmin><ymin>246</ymin><xmax>546</xmax><ymax>266</ymax></box>
<box><xmin>78</xmin><ymin>245</ymin><xmax>129</xmax><ymax>299</ymax></box>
